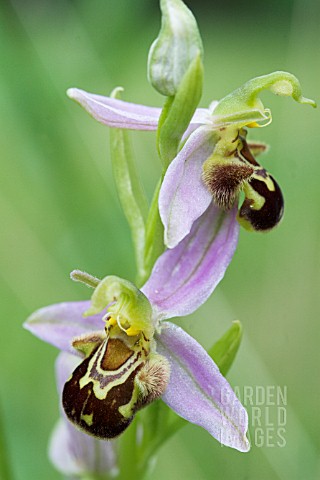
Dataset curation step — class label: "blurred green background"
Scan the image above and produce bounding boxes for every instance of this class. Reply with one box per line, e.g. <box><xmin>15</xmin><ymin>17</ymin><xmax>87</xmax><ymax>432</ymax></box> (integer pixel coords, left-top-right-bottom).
<box><xmin>1</xmin><ymin>0</ymin><xmax>319</xmax><ymax>479</ymax></box>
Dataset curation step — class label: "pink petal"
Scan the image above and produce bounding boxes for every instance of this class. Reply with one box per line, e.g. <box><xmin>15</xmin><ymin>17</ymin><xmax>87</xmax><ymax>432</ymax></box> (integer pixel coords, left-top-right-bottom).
<box><xmin>67</xmin><ymin>88</ymin><xmax>209</xmax><ymax>132</ymax></box>
<box><xmin>156</xmin><ymin>322</ymin><xmax>250</xmax><ymax>452</ymax></box>
<box><xmin>67</xmin><ymin>88</ymin><xmax>160</xmax><ymax>130</ymax></box>
<box><xmin>142</xmin><ymin>204</ymin><xmax>239</xmax><ymax>319</ymax></box>
<box><xmin>159</xmin><ymin>125</ymin><xmax>215</xmax><ymax>248</ymax></box>
<box><xmin>24</xmin><ymin>301</ymin><xmax>103</xmax><ymax>354</ymax></box>
<box><xmin>49</xmin><ymin>418</ymin><xmax>118</xmax><ymax>477</ymax></box>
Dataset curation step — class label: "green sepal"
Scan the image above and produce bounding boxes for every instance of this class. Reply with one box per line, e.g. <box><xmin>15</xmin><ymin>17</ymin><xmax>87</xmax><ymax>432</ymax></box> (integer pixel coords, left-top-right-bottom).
<box><xmin>208</xmin><ymin>320</ymin><xmax>243</xmax><ymax>376</ymax></box>
<box><xmin>148</xmin><ymin>0</ymin><xmax>203</xmax><ymax>97</ymax></box>
<box><xmin>109</xmin><ymin>87</ymin><xmax>149</xmax><ymax>283</ymax></box>
<box><xmin>213</xmin><ymin>71</ymin><xmax>316</xmax><ymax>128</ymax></box>
<box><xmin>157</xmin><ymin>53</ymin><xmax>203</xmax><ymax>167</ymax></box>
<box><xmin>85</xmin><ymin>276</ymin><xmax>154</xmax><ymax>337</ymax></box>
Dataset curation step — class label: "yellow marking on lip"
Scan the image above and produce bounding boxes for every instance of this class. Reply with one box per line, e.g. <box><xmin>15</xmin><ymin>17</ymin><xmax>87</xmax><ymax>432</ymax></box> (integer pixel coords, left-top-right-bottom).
<box><xmin>242</xmin><ymin>182</ymin><xmax>265</xmax><ymax>211</ymax></box>
<box><xmin>81</xmin><ymin>413</ymin><xmax>93</xmax><ymax>426</ymax></box>
<box><xmin>125</xmin><ymin>326</ymin><xmax>141</xmax><ymax>336</ymax></box>
<box><xmin>106</xmin><ymin>316</ymin><xmax>117</xmax><ymax>327</ymax></box>
<box><xmin>252</xmin><ymin>173</ymin><xmax>275</xmax><ymax>192</ymax></box>
<box><xmin>79</xmin><ymin>335</ymin><xmax>149</xmax><ymax>401</ymax></box>
<box><xmin>247</xmin><ymin>121</ymin><xmax>260</xmax><ymax>128</ymax></box>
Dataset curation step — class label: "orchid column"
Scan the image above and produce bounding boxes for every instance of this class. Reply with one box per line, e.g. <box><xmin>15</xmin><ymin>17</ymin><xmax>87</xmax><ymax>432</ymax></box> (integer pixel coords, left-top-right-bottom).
<box><xmin>24</xmin><ymin>0</ymin><xmax>315</xmax><ymax>479</ymax></box>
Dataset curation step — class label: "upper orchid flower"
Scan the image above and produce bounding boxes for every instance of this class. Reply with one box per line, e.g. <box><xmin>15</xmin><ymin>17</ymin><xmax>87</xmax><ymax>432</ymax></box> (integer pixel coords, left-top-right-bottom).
<box><xmin>25</xmin><ymin>203</ymin><xmax>250</xmax><ymax>452</ymax></box>
<box><xmin>67</xmin><ymin>71</ymin><xmax>315</xmax><ymax>248</ymax></box>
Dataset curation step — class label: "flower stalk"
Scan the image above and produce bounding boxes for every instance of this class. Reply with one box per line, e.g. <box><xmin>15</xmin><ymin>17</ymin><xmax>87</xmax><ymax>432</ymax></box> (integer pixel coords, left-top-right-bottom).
<box><xmin>156</xmin><ymin>53</ymin><xmax>204</xmax><ymax>167</ymax></box>
<box><xmin>109</xmin><ymin>88</ymin><xmax>149</xmax><ymax>285</ymax></box>
<box><xmin>142</xmin><ymin>177</ymin><xmax>165</xmax><ymax>287</ymax></box>
<box><xmin>0</xmin><ymin>406</ymin><xmax>13</xmax><ymax>480</ymax></box>
<box><xmin>23</xmin><ymin>0</ymin><xmax>316</xmax><ymax>478</ymax></box>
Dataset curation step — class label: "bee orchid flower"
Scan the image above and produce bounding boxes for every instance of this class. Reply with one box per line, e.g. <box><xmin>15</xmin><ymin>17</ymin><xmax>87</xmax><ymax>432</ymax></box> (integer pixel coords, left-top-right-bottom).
<box><xmin>25</xmin><ymin>203</ymin><xmax>250</xmax><ymax>453</ymax></box>
<box><xmin>67</xmin><ymin>71</ymin><xmax>315</xmax><ymax>248</ymax></box>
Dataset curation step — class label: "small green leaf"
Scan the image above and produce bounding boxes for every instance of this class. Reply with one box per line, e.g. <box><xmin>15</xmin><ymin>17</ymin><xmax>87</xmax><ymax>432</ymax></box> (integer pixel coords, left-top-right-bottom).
<box><xmin>148</xmin><ymin>0</ymin><xmax>203</xmax><ymax>97</ymax></box>
<box><xmin>208</xmin><ymin>320</ymin><xmax>243</xmax><ymax>376</ymax></box>
<box><xmin>157</xmin><ymin>53</ymin><xmax>203</xmax><ymax>167</ymax></box>
<box><xmin>109</xmin><ymin>88</ymin><xmax>149</xmax><ymax>282</ymax></box>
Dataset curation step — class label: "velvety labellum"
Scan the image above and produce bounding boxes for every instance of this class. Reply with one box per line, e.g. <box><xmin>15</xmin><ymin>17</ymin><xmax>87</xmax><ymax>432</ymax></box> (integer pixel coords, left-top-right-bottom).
<box><xmin>63</xmin><ymin>337</ymin><xmax>141</xmax><ymax>438</ymax></box>
<box><xmin>237</xmin><ymin>135</ymin><xmax>284</xmax><ymax>231</ymax></box>
<box><xmin>63</xmin><ymin>327</ymin><xmax>170</xmax><ymax>439</ymax></box>
<box><xmin>238</xmin><ymin>174</ymin><xmax>284</xmax><ymax>231</ymax></box>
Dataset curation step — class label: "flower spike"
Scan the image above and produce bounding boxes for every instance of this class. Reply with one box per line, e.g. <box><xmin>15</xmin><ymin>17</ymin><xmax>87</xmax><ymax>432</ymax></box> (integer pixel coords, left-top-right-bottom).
<box><xmin>148</xmin><ymin>0</ymin><xmax>203</xmax><ymax>96</ymax></box>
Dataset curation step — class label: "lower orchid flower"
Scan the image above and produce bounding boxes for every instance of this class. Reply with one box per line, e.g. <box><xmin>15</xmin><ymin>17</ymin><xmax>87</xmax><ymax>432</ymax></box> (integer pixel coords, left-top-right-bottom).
<box><xmin>67</xmin><ymin>71</ymin><xmax>315</xmax><ymax>248</ymax></box>
<box><xmin>25</xmin><ymin>204</ymin><xmax>250</xmax><ymax>453</ymax></box>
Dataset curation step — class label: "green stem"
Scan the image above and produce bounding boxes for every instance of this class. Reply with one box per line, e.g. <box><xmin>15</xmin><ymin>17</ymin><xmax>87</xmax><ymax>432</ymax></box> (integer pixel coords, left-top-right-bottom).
<box><xmin>110</xmin><ymin>89</ymin><xmax>149</xmax><ymax>285</ymax></box>
<box><xmin>0</xmin><ymin>402</ymin><xmax>13</xmax><ymax>480</ymax></box>
<box><xmin>124</xmin><ymin>401</ymin><xmax>187</xmax><ymax>478</ymax></box>
<box><xmin>138</xmin><ymin>55</ymin><xmax>204</xmax><ymax>286</ymax></box>
<box><xmin>139</xmin><ymin>178</ymin><xmax>165</xmax><ymax>287</ymax></box>
<box><xmin>116</xmin><ymin>419</ymin><xmax>142</xmax><ymax>480</ymax></box>
<box><xmin>137</xmin><ymin>415</ymin><xmax>187</xmax><ymax>476</ymax></box>
<box><xmin>157</xmin><ymin>54</ymin><xmax>203</xmax><ymax>168</ymax></box>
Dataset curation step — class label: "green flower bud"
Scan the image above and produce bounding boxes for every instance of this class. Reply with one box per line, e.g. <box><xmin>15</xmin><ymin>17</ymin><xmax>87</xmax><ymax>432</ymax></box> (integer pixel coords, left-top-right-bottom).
<box><xmin>148</xmin><ymin>0</ymin><xmax>203</xmax><ymax>96</ymax></box>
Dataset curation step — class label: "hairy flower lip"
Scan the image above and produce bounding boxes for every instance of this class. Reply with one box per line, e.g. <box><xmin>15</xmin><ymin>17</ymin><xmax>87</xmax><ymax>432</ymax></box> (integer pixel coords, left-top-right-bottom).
<box><xmin>49</xmin><ymin>352</ymin><xmax>119</xmax><ymax>477</ymax></box>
